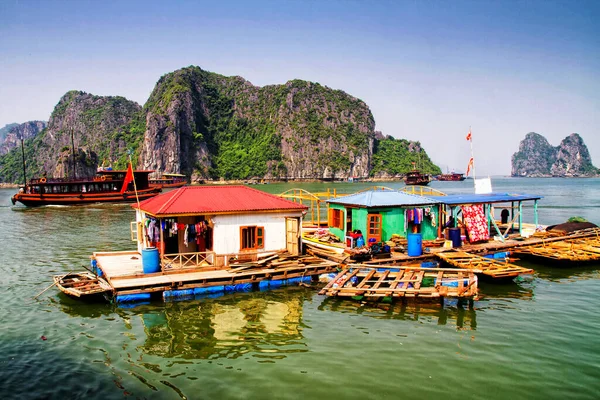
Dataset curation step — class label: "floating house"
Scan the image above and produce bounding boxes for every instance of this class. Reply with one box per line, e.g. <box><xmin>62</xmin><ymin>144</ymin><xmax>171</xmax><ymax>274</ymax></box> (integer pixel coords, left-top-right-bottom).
<box><xmin>131</xmin><ymin>185</ymin><xmax>307</xmax><ymax>265</ymax></box>
<box><xmin>325</xmin><ymin>189</ymin><xmax>442</xmax><ymax>244</ymax></box>
<box><xmin>86</xmin><ymin>186</ymin><xmax>338</xmax><ymax>302</ymax></box>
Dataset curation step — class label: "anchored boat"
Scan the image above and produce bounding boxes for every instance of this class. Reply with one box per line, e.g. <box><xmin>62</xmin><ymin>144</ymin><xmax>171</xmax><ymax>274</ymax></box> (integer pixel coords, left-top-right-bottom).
<box><xmin>149</xmin><ymin>173</ymin><xmax>187</xmax><ymax>189</ymax></box>
<box><xmin>11</xmin><ymin>165</ymin><xmax>161</xmax><ymax>207</ymax></box>
<box><xmin>54</xmin><ymin>271</ymin><xmax>112</xmax><ymax>298</ymax></box>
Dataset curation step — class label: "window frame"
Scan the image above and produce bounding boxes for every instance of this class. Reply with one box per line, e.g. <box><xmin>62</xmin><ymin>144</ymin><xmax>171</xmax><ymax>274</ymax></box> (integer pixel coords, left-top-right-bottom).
<box><xmin>328</xmin><ymin>208</ymin><xmax>344</xmax><ymax>230</ymax></box>
<box><xmin>240</xmin><ymin>225</ymin><xmax>265</xmax><ymax>251</ymax></box>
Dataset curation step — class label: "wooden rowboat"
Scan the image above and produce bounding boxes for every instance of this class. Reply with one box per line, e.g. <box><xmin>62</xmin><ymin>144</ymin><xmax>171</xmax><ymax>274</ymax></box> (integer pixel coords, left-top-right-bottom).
<box><xmin>54</xmin><ymin>271</ymin><xmax>112</xmax><ymax>298</ymax></box>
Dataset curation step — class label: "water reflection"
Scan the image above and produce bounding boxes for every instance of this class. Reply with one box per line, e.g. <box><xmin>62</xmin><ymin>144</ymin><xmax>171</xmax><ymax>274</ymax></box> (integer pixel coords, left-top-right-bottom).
<box><xmin>128</xmin><ymin>287</ymin><xmax>312</xmax><ymax>360</ymax></box>
<box><xmin>318</xmin><ymin>297</ymin><xmax>478</xmax><ymax>330</ymax></box>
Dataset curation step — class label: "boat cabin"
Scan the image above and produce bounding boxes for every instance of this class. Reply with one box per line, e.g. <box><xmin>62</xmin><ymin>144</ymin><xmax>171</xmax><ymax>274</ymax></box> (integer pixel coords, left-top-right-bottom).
<box><xmin>325</xmin><ymin>189</ymin><xmax>442</xmax><ymax>246</ymax></box>
<box><xmin>131</xmin><ymin>185</ymin><xmax>307</xmax><ymax>269</ymax></box>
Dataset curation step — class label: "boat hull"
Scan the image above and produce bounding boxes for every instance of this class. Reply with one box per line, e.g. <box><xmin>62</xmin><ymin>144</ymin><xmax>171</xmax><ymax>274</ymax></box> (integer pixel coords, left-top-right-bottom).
<box><xmin>54</xmin><ymin>271</ymin><xmax>112</xmax><ymax>298</ymax></box>
<box><xmin>12</xmin><ymin>188</ymin><xmax>161</xmax><ymax>207</ymax></box>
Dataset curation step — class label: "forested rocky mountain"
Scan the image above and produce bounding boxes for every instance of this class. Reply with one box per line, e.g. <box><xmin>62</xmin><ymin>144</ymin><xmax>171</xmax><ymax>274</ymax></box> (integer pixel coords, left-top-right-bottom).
<box><xmin>0</xmin><ymin>66</ymin><xmax>440</xmax><ymax>183</ymax></box>
<box><xmin>511</xmin><ymin>132</ymin><xmax>599</xmax><ymax>177</ymax></box>
<box><xmin>0</xmin><ymin>121</ymin><xmax>47</xmax><ymax>155</ymax></box>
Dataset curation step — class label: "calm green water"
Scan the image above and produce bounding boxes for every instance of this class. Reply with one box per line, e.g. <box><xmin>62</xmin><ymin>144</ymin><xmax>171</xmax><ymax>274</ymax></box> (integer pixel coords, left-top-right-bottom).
<box><xmin>1</xmin><ymin>178</ymin><xmax>600</xmax><ymax>399</ymax></box>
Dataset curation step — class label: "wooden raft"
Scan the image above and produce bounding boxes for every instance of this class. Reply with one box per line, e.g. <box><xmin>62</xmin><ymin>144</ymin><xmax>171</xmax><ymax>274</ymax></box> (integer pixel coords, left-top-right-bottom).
<box><xmin>319</xmin><ymin>265</ymin><xmax>478</xmax><ymax>300</ymax></box>
<box><xmin>436</xmin><ymin>250</ymin><xmax>533</xmax><ymax>279</ymax></box>
<box><xmin>513</xmin><ymin>236</ymin><xmax>600</xmax><ymax>263</ymax></box>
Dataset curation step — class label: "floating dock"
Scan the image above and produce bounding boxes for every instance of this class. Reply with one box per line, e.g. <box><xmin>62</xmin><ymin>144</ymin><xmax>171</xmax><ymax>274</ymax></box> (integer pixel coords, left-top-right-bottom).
<box><xmin>435</xmin><ymin>250</ymin><xmax>533</xmax><ymax>280</ymax></box>
<box><xmin>92</xmin><ymin>251</ymin><xmax>337</xmax><ymax>301</ymax></box>
<box><xmin>318</xmin><ymin>265</ymin><xmax>478</xmax><ymax>300</ymax></box>
<box><xmin>513</xmin><ymin>234</ymin><xmax>600</xmax><ymax>264</ymax></box>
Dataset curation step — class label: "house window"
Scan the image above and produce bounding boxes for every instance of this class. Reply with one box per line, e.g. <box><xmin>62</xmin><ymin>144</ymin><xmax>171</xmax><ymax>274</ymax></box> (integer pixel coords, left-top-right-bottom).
<box><xmin>328</xmin><ymin>208</ymin><xmax>344</xmax><ymax>229</ymax></box>
<box><xmin>240</xmin><ymin>226</ymin><xmax>264</xmax><ymax>250</ymax></box>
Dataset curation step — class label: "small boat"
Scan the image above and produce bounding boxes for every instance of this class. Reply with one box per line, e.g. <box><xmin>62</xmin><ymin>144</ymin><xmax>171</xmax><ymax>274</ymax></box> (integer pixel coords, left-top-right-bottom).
<box><xmin>53</xmin><ymin>271</ymin><xmax>112</xmax><ymax>298</ymax></box>
<box><xmin>404</xmin><ymin>169</ymin><xmax>431</xmax><ymax>186</ymax></box>
<box><xmin>11</xmin><ymin>167</ymin><xmax>161</xmax><ymax>207</ymax></box>
<box><xmin>149</xmin><ymin>173</ymin><xmax>188</xmax><ymax>189</ymax></box>
<box><xmin>436</xmin><ymin>172</ymin><xmax>466</xmax><ymax>181</ymax></box>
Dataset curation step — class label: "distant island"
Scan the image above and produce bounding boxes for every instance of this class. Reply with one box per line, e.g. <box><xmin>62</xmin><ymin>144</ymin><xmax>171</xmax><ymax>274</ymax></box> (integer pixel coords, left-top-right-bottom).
<box><xmin>511</xmin><ymin>132</ymin><xmax>599</xmax><ymax>177</ymax></box>
<box><xmin>0</xmin><ymin>66</ymin><xmax>441</xmax><ymax>184</ymax></box>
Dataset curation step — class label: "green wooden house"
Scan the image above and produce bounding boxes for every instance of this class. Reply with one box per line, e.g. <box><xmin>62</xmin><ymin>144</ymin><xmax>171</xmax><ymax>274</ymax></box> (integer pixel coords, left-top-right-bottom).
<box><xmin>326</xmin><ymin>189</ymin><xmax>442</xmax><ymax>245</ymax></box>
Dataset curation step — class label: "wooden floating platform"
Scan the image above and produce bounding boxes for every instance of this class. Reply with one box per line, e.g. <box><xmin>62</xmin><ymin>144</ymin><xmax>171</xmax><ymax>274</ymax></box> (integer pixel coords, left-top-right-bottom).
<box><xmin>435</xmin><ymin>250</ymin><xmax>533</xmax><ymax>279</ymax></box>
<box><xmin>93</xmin><ymin>251</ymin><xmax>338</xmax><ymax>298</ymax></box>
<box><xmin>319</xmin><ymin>265</ymin><xmax>478</xmax><ymax>300</ymax></box>
<box><xmin>513</xmin><ymin>234</ymin><xmax>600</xmax><ymax>264</ymax></box>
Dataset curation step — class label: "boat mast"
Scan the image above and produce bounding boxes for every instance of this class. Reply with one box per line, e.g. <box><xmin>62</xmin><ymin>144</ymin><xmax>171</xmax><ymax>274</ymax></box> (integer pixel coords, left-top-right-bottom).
<box><xmin>70</xmin><ymin>128</ymin><xmax>76</xmax><ymax>179</ymax></box>
<box><xmin>20</xmin><ymin>136</ymin><xmax>27</xmax><ymax>186</ymax></box>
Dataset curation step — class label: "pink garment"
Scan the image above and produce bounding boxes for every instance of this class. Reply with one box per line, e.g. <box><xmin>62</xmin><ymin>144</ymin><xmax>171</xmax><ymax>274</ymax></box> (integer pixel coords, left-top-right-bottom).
<box><xmin>461</xmin><ymin>204</ymin><xmax>489</xmax><ymax>242</ymax></box>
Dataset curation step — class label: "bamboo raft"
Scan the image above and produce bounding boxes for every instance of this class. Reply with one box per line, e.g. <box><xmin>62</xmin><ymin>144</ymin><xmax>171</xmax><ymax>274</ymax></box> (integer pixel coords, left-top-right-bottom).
<box><xmin>319</xmin><ymin>265</ymin><xmax>478</xmax><ymax>300</ymax></box>
<box><xmin>436</xmin><ymin>250</ymin><xmax>533</xmax><ymax>279</ymax></box>
<box><xmin>53</xmin><ymin>271</ymin><xmax>112</xmax><ymax>298</ymax></box>
<box><xmin>513</xmin><ymin>235</ymin><xmax>600</xmax><ymax>263</ymax></box>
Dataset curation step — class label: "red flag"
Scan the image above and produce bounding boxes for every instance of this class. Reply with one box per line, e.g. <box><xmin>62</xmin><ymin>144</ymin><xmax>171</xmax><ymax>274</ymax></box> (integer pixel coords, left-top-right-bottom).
<box><xmin>466</xmin><ymin>157</ymin><xmax>474</xmax><ymax>176</ymax></box>
<box><xmin>120</xmin><ymin>163</ymin><xmax>134</xmax><ymax>194</ymax></box>
<box><xmin>466</xmin><ymin>130</ymin><xmax>472</xmax><ymax>141</ymax></box>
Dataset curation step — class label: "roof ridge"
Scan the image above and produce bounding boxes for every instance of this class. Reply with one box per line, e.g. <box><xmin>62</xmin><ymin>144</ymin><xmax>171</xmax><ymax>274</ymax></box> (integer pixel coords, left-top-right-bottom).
<box><xmin>155</xmin><ymin>186</ymin><xmax>185</xmax><ymax>214</ymax></box>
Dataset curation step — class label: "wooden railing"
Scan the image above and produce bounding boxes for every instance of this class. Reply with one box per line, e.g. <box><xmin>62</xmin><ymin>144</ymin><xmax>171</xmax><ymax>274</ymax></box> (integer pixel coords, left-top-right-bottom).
<box><xmin>162</xmin><ymin>251</ymin><xmax>216</xmax><ymax>270</ymax></box>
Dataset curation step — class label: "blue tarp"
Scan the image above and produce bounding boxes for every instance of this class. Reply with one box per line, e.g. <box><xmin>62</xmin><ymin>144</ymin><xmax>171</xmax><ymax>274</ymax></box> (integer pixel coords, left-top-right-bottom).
<box><xmin>439</xmin><ymin>192</ymin><xmax>542</xmax><ymax>206</ymax></box>
<box><xmin>327</xmin><ymin>190</ymin><xmax>441</xmax><ymax>207</ymax></box>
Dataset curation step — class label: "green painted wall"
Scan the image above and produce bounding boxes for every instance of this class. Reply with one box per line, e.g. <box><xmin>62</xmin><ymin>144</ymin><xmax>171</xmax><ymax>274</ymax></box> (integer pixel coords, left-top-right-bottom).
<box><xmin>327</xmin><ymin>204</ymin><xmax>439</xmax><ymax>242</ymax></box>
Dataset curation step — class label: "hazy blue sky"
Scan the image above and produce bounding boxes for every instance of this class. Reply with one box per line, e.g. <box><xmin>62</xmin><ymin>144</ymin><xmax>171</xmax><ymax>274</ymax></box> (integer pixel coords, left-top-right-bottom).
<box><xmin>1</xmin><ymin>0</ymin><xmax>598</xmax><ymax>175</ymax></box>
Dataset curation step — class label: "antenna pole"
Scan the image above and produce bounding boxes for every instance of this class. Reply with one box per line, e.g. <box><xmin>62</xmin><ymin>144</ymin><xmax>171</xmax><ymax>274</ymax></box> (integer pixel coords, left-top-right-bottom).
<box><xmin>71</xmin><ymin>129</ymin><xmax>76</xmax><ymax>179</ymax></box>
<box><xmin>20</xmin><ymin>137</ymin><xmax>27</xmax><ymax>186</ymax></box>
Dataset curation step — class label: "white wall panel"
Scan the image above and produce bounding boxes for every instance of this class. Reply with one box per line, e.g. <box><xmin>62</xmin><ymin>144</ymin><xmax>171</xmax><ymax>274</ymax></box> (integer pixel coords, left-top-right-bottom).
<box><xmin>212</xmin><ymin>212</ymin><xmax>302</xmax><ymax>254</ymax></box>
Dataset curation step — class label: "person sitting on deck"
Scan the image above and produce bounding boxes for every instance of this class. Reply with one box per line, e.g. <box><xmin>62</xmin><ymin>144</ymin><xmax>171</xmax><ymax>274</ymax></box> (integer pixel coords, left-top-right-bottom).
<box><xmin>501</xmin><ymin>209</ymin><xmax>510</xmax><ymax>224</ymax></box>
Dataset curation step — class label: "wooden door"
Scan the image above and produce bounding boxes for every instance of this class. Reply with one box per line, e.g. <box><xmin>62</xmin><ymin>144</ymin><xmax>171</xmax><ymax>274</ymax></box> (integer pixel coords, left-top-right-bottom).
<box><xmin>367</xmin><ymin>213</ymin><xmax>382</xmax><ymax>244</ymax></box>
<box><xmin>286</xmin><ymin>218</ymin><xmax>300</xmax><ymax>255</ymax></box>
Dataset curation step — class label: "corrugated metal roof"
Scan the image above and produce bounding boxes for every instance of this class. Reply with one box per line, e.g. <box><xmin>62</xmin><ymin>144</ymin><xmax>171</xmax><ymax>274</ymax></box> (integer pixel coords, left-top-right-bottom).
<box><xmin>134</xmin><ymin>185</ymin><xmax>307</xmax><ymax>216</ymax></box>
<box><xmin>327</xmin><ymin>190</ymin><xmax>441</xmax><ymax>207</ymax></box>
<box><xmin>439</xmin><ymin>193</ymin><xmax>543</xmax><ymax>205</ymax></box>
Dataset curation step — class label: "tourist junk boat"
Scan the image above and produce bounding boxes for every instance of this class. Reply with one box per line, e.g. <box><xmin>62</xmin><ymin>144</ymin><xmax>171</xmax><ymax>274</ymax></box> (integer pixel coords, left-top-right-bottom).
<box><xmin>149</xmin><ymin>173</ymin><xmax>187</xmax><ymax>189</ymax></box>
<box><xmin>11</xmin><ymin>165</ymin><xmax>162</xmax><ymax>207</ymax></box>
<box><xmin>436</xmin><ymin>172</ymin><xmax>466</xmax><ymax>181</ymax></box>
<box><xmin>404</xmin><ymin>169</ymin><xmax>431</xmax><ymax>186</ymax></box>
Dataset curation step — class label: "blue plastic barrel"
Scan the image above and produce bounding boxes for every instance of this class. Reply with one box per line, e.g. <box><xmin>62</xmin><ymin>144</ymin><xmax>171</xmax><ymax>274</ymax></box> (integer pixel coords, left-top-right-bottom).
<box><xmin>448</xmin><ymin>228</ymin><xmax>462</xmax><ymax>248</ymax></box>
<box><xmin>407</xmin><ymin>233</ymin><xmax>423</xmax><ymax>257</ymax></box>
<box><xmin>142</xmin><ymin>247</ymin><xmax>160</xmax><ymax>274</ymax></box>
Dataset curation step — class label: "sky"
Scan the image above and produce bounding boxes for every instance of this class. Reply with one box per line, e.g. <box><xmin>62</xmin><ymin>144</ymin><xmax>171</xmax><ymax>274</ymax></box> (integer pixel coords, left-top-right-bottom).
<box><xmin>1</xmin><ymin>0</ymin><xmax>598</xmax><ymax>175</ymax></box>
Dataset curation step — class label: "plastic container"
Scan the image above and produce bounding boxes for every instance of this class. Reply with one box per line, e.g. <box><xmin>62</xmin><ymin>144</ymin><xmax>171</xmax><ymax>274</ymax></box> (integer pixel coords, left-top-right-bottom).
<box><xmin>407</xmin><ymin>233</ymin><xmax>423</xmax><ymax>257</ymax></box>
<box><xmin>448</xmin><ymin>228</ymin><xmax>462</xmax><ymax>248</ymax></box>
<box><xmin>142</xmin><ymin>247</ymin><xmax>161</xmax><ymax>274</ymax></box>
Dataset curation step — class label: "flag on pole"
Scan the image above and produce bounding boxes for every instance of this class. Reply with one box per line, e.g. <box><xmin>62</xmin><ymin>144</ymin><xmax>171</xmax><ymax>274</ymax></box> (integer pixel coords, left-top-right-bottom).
<box><xmin>466</xmin><ymin>129</ymin><xmax>472</xmax><ymax>141</ymax></box>
<box><xmin>120</xmin><ymin>163</ymin><xmax>134</xmax><ymax>194</ymax></box>
<box><xmin>466</xmin><ymin>157</ymin><xmax>474</xmax><ymax>176</ymax></box>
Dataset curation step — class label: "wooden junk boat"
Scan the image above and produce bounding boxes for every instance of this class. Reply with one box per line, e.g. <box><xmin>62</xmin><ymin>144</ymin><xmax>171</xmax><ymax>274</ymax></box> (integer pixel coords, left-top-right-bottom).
<box><xmin>54</xmin><ymin>271</ymin><xmax>112</xmax><ymax>298</ymax></box>
<box><xmin>319</xmin><ymin>265</ymin><xmax>478</xmax><ymax>301</ymax></box>
<box><xmin>404</xmin><ymin>170</ymin><xmax>431</xmax><ymax>186</ymax></box>
<box><xmin>149</xmin><ymin>173</ymin><xmax>187</xmax><ymax>189</ymax></box>
<box><xmin>11</xmin><ymin>167</ymin><xmax>161</xmax><ymax>207</ymax></box>
<box><xmin>436</xmin><ymin>172</ymin><xmax>466</xmax><ymax>181</ymax></box>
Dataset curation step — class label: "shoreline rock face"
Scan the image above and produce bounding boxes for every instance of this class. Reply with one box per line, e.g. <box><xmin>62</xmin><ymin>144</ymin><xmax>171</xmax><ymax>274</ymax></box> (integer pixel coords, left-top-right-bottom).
<box><xmin>0</xmin><ymin>121</ymin><xmax>47</xmax><ymax>156</ymax></box>
<box><xmin>511</xmin><ymin>132</ymin><xmax>599</xmax><ymax>177</ymax></box>
<box><xmin>0</xmin><ymin>66</ymin><xmax>441</xmax><ymax>183</ymax></box>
